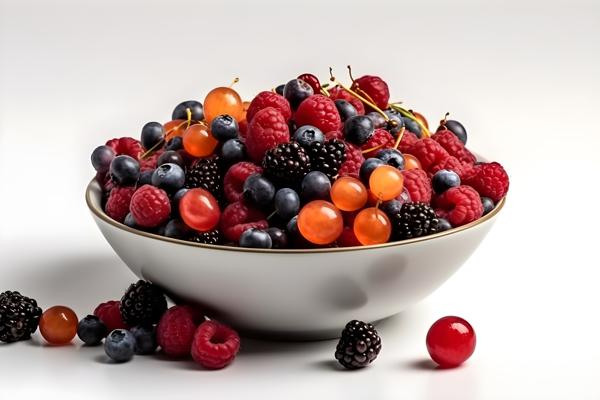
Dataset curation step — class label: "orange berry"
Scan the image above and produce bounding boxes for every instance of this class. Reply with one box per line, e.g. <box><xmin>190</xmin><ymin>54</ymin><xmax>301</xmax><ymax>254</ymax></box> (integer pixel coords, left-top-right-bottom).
<box><xmin>369</xmin><ymin>165</ymin><xmax>404</xmax><ymax>201</ymax></box>
<box><xmin>403</xmin><ymin>154</ymin><xmax>422</xmax><ymax>170</ymax></box>
<box><xmin>297</xmin><ymin>200</ymin><xmax>343</xmax><ymax>245</ymax></box>
<box><xmin>412</xmin><ymin>111</ymin><xmax>429</xmax><ymax>129</ymax></box>
<box><xmin>353</xmin><ymin>207</ymin><xmax>391</xmax><ymax>245</ymax></box>
<box><xmin>203</xmin><ymin>87</ymin><xmax>244</xmax><ymax>124</ymax></box>
<box><xmin>179</xmin><ymin>188</ymin><xmax>221</xmax><ymax>232</ymax></box>
<box><xmin>331</xmin><ymin>176</ymin><xmax>368</xmax><ymax>211</ymax></box>
<box><xmin>163</xmin><ymin>119</ymin><xmax>187</xmax><ymax>138</ymax></box>
<box><xmin>39</xmin><ymin>306</ymin><xmax>78</xmax><ymax>345</ymax></box>
<box><xmin>182</xmin><ymin>124</ymin><xmax>218</xmax><ymax>157</ymax></box>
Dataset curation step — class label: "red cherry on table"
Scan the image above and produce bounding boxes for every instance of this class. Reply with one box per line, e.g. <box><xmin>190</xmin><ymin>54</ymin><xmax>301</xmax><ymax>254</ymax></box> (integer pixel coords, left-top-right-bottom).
<box><xmin>426</xmin><ymin>316</ymin><xmax>476</xmax><ymax>368</ymax></box>
<box><xmin>179</xmin><ymin>188</ymin><xmax>221</xmax><ymax>232</ymax></box>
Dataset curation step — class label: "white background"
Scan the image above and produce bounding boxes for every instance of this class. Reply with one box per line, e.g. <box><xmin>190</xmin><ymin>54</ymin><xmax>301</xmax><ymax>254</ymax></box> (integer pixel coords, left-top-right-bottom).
<box><xmin>1</xmin><ymin>0</ymin><xmax>599</xmax><ymax>398</ymax></box>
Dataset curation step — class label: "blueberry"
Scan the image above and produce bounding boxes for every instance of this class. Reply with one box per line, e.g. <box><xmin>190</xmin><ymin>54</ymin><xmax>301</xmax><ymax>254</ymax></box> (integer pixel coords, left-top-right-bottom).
<box><xmin>267</xmin><ymin>227</ymin><xmax>288</xmax><ymax>249</ymax></box>
<box><xmin>91</xmin><ymin>145</ymin><xmax>116</xmax><ymax>173</ymax></box>
<box><xmin>403</xmin><ymin>117</ymin><xmax>422</xmax><ymax>138</ymax></box>
<box><xmin>152</xmin><ymin>163</ymin><xmax>185</xmax><ymax>193</ymax></box>
<box><xmin>384</xmin><ymin>110</ymin><xmax>404</xmax><ymax>136</ymax></box>
<box><xmin>211</xmin><ymin>115</ymin><xmax>239</xmax><ymax>142</ymax></box>
<box><xmin>124</xmin><ymin>213</ymin><xmax>137</xmax><ymax>228</ymax></box>
<box><xmin>243</xmin><ymin>174</ymin><xmax>275</xmax><ymax>207</ymax></box>
<box><xmin>140</xmin><ymin>122</ymin><xmax>165</xmax><ymax>151</ymax></box>
<box><xmin>130</xmin><ymin>326</ymin><xmax>157</xmax><ymax>355</ymax></box>
<box><xmin>274</xmin><ymin>188</ymin><xmax>300</xmax><ymax>220</ymax></box>
<box><xmin>283</xmin><ymin>79</ymin><xmax>314</xmax><ymax>109</ymax></box>
<box><xmin>104</xmin><ymin>329</ymin><xmax>136</xmax><ymax>362</ymax></box>
<box><xmin>376</xmin><ymin>149</ymin><xmax>405</xmax><ymax>170</ymax></box>
<box><xmin>77</xmin><ymin>315</ymin><xmax>107</xmax><ymax>346</ymax></box>
<box><xmin>165</xmin><ymin>136</ymin><xmax>183</xmax><ymax>151</ymax></box>
<box><xmin>287</xmin><ymin>215</ymin><xmax>299</xmax><ymax>236</ymax></box>
<box><xmin>172</xmin><ymin>100</ymin><xmax>204</xmax><ymax>121</ymax></box>
<box><xmin>173</xmin><ymin>188</ymin><xmax>189</xmax><ymax>208</ymax></box>
<box><xmin>110</xmin><ymin>155</ymin><xmax>140</xmax><ymax>185</ymax></box>
<box><xmin>164</xmin><ymin>219</ymin><xmax>191</xmax><ymax>239</ymax></box>
<box><xmin>437</xmin><ymin>218</ymin><xmax>452</xmax><ymax>232</ymax></box>
<box><xmin>275</xmin><ymin>84</ymin><xmax>285</xmax><ymax>95</ymax></box>
<box><xmin>157</xmin><ymin>150</ymin><xmax>184</xmax><ymax>167</ymax></box>
<box><xmin>441</xmin><ymin>120</ymin><xmax>467</xmax><ymax>145</ymax></box>
<box><xmin>335</xmin><ymin>100</ymin><xmax>358</xmax><ymax>122</ymax></box>
<box><xmin>360</xmin><ymin>158</ymin><xmax>385</xmax><ymax>182</ymax></box>
<box><xmin>138</xmin><ymin>169</ymin><xmax>154</xmax><ymax>186</ymax></box>
<box><xmin>432</xmin><ymin>170</ymin><xmax>461</xmax><ymax>194</ymax></box>
<box><xmin>293</xmin><ymin>125</ymin><xmax>324</xmax><ymax>148</ymax></box>
<box><xmin>344</xmin><ymin>115</ymin><xmax>374</xmax><ymax>145</ymax></box>
<box><xmin>221</xmin><ymin>139</ymin><xmax>246</xmax><ymax>164</ymax></box>
<box><xmin>481</xmin><ymin>197</ymin><xmax>495</xmax><ymax>215</ymax></box>
<box><xmin>239</xmin><ymin>228</ymin><xmax>272</xmax><ymax>248</ymax></box>
<box><xmin>381</xmin><ymin>199</ymin><xmax>403</xmax><ymax>217</ymax></box>
<box><xmin>301</xmin><ymin>171</ymin><xmax>331</xmax><ymax>200</ymax></box>
<box><xmin>366</xmin><ymin>112</ymin><xmax>386</xmax><ymax>129</ymax></box>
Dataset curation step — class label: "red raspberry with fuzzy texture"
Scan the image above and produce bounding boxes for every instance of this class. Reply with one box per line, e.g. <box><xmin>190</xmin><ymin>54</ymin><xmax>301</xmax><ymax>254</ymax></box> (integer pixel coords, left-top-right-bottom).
<box><xmin>325</xmin><ymin>130</ymin><xmax>343</xmax><ymax>141</ymax></box>
<box><xmin>432</xmin><ymin>130</ymin><xmax>476</xmax><ymax>164</ymax></box>
<box><xmin>434</xmin><ymin>185</ymin><xmax>483</xmax><ymax>226</ymax></box>
<box><xmin>223</xmin><ymin>162</ymin><xmax>263</xmax><ymax>203</ymax></box>
<box><xmin>105</xmin><ymin>186</ymin><xmax>135</xmax><ymax>223</ymax></box>
<box><xmin>191</xmin><ymin>320</ymin><xmax>240</xmax><ymax>369</ymax></box>
<box><xmin>351</xmin><ymin>75</ymin><xmax>390</xmax><ymax>111</ymax></box>
<box><xmin>338</xmin><ymin>142</ymin><xmax>364</xmax><ymax>178</ymax></box>
<box><xmin>398</xmin><ymin>131</ymin><xmax>419</xmax><ymax>153</ymax></box>
<box><xmin>298</xmin><ymin>73</ymin><xmax>321</xmax><ymax>93</ymax></box>
<box><xmin>238</xmin><ymin>119</ymin><xmax>248</xmax><ymax>138</ymax></box>
<box><xmin>463</xmin><ymin>162</ymin><xmax>509</xmax><ymax>202</ymax></box>
<box><xmin>94</xmin><ymin>300</ymin><xmax>127</xmax><ymax>332</ymax></box>
<box><xmin>362</xmin><ymin>129</ymin><xmax>394</xmax><ymax>152</ymax></box>
<box><xmin>129</xmin><ymin>185</ymin><xmax>171</xmax><ymax>228</ymax></box>
<box><xmin>139</xmin><ymin>149</ymin><xmax>163</xmax><ymax>172</ymax></box>
<box><xmin>245</xmin><ymin>107</ymin><xmax>290</xmax><ymax>163</ymax></box>
<box><xmin>246</xmin><ymin>91</ymin><xmax>292</xmax><ymax>123</ymax></box>
<box><xmin>220</xmin><ymin>201</ymin><xmax>268</xmax><ymax>242</ymax></box>
<box><xmin>402</xmin><ymin>169</ymin><xmax>432</xmax><ymax>204</ymax></box>
<box><xmin>157</xmin><ymin>306</ymin><xmax>198</xmax><ymax>358</ymax></box>
<box><xmin>105</xmin><ymin>137</ymin><xmax>143</xmax><ymax>160</ymax></box>
<box><xmin>428</xmin><ymin>156</ymin><xmax>472</xmax><ymax>180</ymax></box>
<box><xmin>328</xmin><ymin>86</ymin><xmax>365</xmax><ymax>115</ymax></box>
<box><xmin>410</xmin><ymin>138</ymin><xmax>450</xmax><ymax>171</ymax></box>
<box><xmin>294</xmin><ymin>94</ymin><xmax>342</xmax><ymax>134</ymax></box>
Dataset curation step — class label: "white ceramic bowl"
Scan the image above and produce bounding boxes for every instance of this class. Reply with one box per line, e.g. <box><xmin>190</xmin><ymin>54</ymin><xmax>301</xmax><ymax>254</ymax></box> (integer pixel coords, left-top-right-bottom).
<box><xmin>86</xmin><ymin>180</ymin><xmax>505</xmax><ymax>339</ymax></box>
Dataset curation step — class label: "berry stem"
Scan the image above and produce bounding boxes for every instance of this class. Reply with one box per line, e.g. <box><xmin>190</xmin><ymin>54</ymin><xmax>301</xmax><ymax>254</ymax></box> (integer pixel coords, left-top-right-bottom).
<box><xmin>266</xmin><ymin>210</ymin><xmax>277</xmax><ymax>221</ymax></box>
<box><xmin>393</xmin><ymin>127</ymin><xmax>406</xmax><ymax>150</ymax></box>
<box><xmin>229</xmin><ymin>77</ymin><xmax>239</xmax><ymax>88</ymax></box>
<box><xmin>140</xmin><ymin>120</ymin><xmax>189</xmax><ymax>160</ymax></box>
<box><xmin>389</xmin><ymin>103</ymin><xmax>431</xmax><ymax>137</ymax></box>
<box><xmin>362</xmin><ymin>144</ymin><xmax>385</xmax><ymax>155</ymax></box>
<box><xmin>186</xmin><ymin>108</ymin><xmax>192</xmax><ymax>128</ymax></box>
<box><xmin>346</xmin><ymin>65</ymin><xmax>356</xmax><ymax>83</ymax></box>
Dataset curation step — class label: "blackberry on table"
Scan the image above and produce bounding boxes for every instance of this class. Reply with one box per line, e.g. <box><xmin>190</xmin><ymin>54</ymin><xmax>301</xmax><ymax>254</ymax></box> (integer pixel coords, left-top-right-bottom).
<box><xmin>0</xmin><ymin>291</ymin><xmax>42</xmax><ymax>343</ymax></box>
<box><xmin>308</xmin><ymin>139</ymin><xmax>346</xmax><ymax>180</ymax></box>
<box><xmin>335</xmin><ymin>320</ymin><xmax>382</xmax><ymax>369</ymax></box>
<box><xmin>120</xmin><ymin>280</ymin><xmax>167</xmax><ymax>326</ymax></box>
<box><xmin>262</xmin><ymin>142</ymin><xmax>311</xmax><ymax>185</ymax></box>
<box><xmin>388</xmin><ymin>202</ymin><xmax>439</xmax><ymax>240</ymax></box>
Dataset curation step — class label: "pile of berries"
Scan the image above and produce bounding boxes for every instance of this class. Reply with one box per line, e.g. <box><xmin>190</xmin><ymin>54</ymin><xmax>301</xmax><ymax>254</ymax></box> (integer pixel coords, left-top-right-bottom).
<box><xmin>91</xmin><ymin>70</ymin><xmax>509</xmax><ymax>249</ymax></box>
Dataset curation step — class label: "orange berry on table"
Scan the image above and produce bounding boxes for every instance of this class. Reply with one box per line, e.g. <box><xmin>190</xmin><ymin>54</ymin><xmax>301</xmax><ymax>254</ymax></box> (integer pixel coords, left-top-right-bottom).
<box><xmin>179</xmin><ymin>188</ymin><xmax>221</xmax><ymax>232</ymax></box>
<box><xmin>297</xmin><ymin>200</ymin><xmax>343</xmax><ymax>245</ymax></box>
<box><xmin>353</xmin><ymin>207</ymin><xmax>392</xmax><ymax>246</ymax></box>
<box><xmin>331</xmin><ymin>176</ymin><xmax>368</xmax><ymax>211</ymax></box>
<box><xmin>369</xmin><ymin>165</ymin><xmax>404</xmax><ymax>201</ymax></box>
<box><xmin>39</xmin><ymin>306</ymin><xmax>78</xmax><ymax>345</ymax></box>
<box><xmin>203</xmin><ymin>87</ymin><xmax>244</xmax><ymax>124</ymax></box>
<box><xmin>182</xmin><ymin>124</ymin><xmax>218</xmax><ymax>157</ymax></box>
<box><xmin>163</xmin><ymin>119</ymin><xmax>187</xmax><ymax>138</ymax></box>
<box><xmin>403</xmin><ymin>154</ymin><xmax>422</xmax><ymax>170</ymax></box>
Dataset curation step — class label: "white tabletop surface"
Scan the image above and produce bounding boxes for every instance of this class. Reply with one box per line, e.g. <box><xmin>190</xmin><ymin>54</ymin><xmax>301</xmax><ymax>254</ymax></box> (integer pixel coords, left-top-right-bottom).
<box><xmin>1</xmin><ymin>0</ymin><xmax>599</xmax><ymax>398</ymax></box>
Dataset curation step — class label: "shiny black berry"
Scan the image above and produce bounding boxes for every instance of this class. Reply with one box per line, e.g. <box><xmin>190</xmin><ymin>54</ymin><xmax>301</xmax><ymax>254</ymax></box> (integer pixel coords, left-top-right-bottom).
<box><xmin>91</xmin><ymin>145</ymin><xmax>116</xmax><ymax>173</ymax></box>
<box><xmin>266</xmin><ymin>227</ymin><xmax>288</xmax><ymax>249</ymax></box>
<box><xmin>110</xmin><ymin>155</ymin><xmax>140</xmax><ymax>185</ymax></box>
<box><xmin>221</xmin><ymin>139</ymin><xmax>246</xmax><ymax>165</ymax></box>
<box><xmin>344</xmin><ymin>115</ymin><xmax>374</xmax><ymax>145</ymax></box>
<box><xmin>172</xmin><ymin>100</ymin><xmax>204</xmax><ymax>121</ymax></box>
<box><xmin>335</xmin><ymin>320</ymin><xmax>382</xmax><ymax>369</ymax></box>
<box><xmin>239</xmin><ymin>228</ymin><xmax>272</xmax><ymax>248</ymax></box>
<box><xmin>157</xmin><ymin>150</ymin><xmax>184</xmax><ymax>168</ymax></box>
<box><xmin>293</xmin><ymin>125</ymin><xmax>324</xmax><ymax>148</ymax></box>
<box><xmin>301</xmin><ymin>171</ymin><xmax>331</xmax><ymax>201</ymax></box>
<box><xmin>152</xmin><ymin>163</ymin><xmax>185</xmax><ymax>193</ymax></box>
<box><xmin>0</xmin><ymin>291</ymin><xmax>42</xmax><ymax>343</ymax></box>
<box><xmin>188</xmin><ymin>229</ymin><xmax>221</xmax><ymax>245</ymax></box>
<box><xmin>77</xmin><ymin>315</ymin><xmax>107</xmax><ymax>346</ymax></box>
<box><xmin>243</xmin><ymin>174</ymin><xmax>275</xmax><ymax>208</ymax></box>
<box><xmin>334</xmin><ymin>99</ymin><xmax>358</xmax><ymax>122</ymax></box>
<box><xmin>140</xmin><ymin>122</ymin><xmax>165</xmax><ymax>151</ymax></box>
<box><xmin>275</xmin><ymin>188</ymin><xmax>300</xmax><ymax>220</ymax></box>
<box><xmin>120</xmin><ymin>281</ymin><xmax>167</xmax><ymax>326</ymax></box>
<box><xmin>438</xmin><ymin>119</ymin><xmax>467</xmax><ymax>145</ymax></box>
<box><xmin>165</xmin><ymin>136</ymin><xmax>183</xmax><ymax>151</ymax></box>
<box><xmin>283</xmin><ymin>79</ymin><xmax>314</xmax><ymax>109</ymax></box>
<box><xmin>376</xmin><ymin>148</ymin><xmax>405</xmax><ymax>170</ymax></box>
<box><xmin>210</xmin><ymin>115</ymin><xmax>239</xmax><ymax>141</ymax></box>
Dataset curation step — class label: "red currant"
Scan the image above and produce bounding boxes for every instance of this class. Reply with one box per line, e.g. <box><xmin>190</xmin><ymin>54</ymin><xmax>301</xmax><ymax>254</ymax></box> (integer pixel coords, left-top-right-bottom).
<box><xmin>426</xmin><ymin>316</ymin><xmax>476</xmax><ymax>368</ymax></box>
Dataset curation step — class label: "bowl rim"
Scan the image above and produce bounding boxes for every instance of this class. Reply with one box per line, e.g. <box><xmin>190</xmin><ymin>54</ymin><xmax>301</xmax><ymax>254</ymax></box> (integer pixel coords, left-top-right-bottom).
<box><xmin>86</xmin><ymin>179</ymin><xmax>506</xmax><ymax>254</ymax></box>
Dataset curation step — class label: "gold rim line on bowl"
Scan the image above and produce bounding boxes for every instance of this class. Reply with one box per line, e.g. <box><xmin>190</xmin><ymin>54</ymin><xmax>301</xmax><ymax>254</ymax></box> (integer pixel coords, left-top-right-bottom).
<box><xmin>86</xmin><ymin>179</ymin><xmax>506</xmax><ymax>254</ymax></box>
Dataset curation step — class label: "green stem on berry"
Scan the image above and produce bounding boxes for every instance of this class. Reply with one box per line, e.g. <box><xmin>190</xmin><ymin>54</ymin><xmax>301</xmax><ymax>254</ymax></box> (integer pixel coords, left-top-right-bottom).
<box><xmin>389</xmin><ymin>103</ymin><xmax>431</xmax><ymax>137</ymax></box>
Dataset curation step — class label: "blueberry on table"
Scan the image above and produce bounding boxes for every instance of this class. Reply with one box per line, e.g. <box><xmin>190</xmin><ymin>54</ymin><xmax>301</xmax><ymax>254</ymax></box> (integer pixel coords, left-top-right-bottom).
<box><xmin>104</xmin><ymin>329</ymin><xmax>136</xmax><ymax>362</ymax></box>
<box><xmin>130</xmin><ymin>325</ymin><xmax>157</xmax><ymax>355</ymax></box>
<box><xmin>77</xmin><ymin>315</ymin><xmax>107</xmax><ymax>346</ymax></box>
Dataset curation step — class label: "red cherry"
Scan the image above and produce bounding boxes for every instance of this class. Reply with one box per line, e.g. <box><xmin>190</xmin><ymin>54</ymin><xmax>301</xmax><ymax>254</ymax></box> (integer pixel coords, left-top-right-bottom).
<box><xmin>179</xmin><ymin>188</ymin><xmax>221</xmax><ymax>232</ymax></box>
<box><xmin>426</xmin><ymin>316</ymin><xmax>476</xmax><ymax>368</ymax></box>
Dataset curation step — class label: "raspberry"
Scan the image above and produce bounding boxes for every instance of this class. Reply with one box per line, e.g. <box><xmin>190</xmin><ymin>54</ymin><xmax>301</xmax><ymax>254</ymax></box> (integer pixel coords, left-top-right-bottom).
<box><xmin>220</xmin><ymin>201</ymin><xmax>268</xmax><ymax>242</ymax></box>
<box><xmin>129</xmin><ymin>185</ymin><xmax>171</xmax><ymax>228</ymax></box>
<box><xmin>139</xmin><ymin>149</ymin><xmax>163</xmax><ymax>172</ymax></box>
<box><xmin>410</xmin><ymin>138</ymin><xmax>450</xmax><ymax>171</ymax></box>
<box><xmin>191</xmin><ymin>320</ymin><xmax>240</xmax><ymax>369</ymax></box>
<box><xmin>246</xmin><ymin>91</ymin><xmax>292</xmax><ymax>123</ymax></box>
<box><xmin>294</xmin><ymin>94</ymin><xmax>342</xmax><ymax>134</ymax></box>
<box><xmin>463</xmin><ymin>162</ymin><xmax>509</xmax><ymax>202</ymax></box>
<box><xmin>245</xmin><ymin>107</ymin><xmax>290</xmax><ymax>163</ymax></box>
<box><xmin>337</xmin><ymin>226</ymin><xmax>361</xmax><ymax>247</ymax></box>
<box><xmin>432</xmin><ymin>130</ymin><xmax>476</xmax><ymax>164</ymax></box>
<box><xmin>338</xmin><ymin>142</ymin><xmax>365</xmax><ymax>179</ymax></box>
<box><xmin>328</xmin><ymin>86</ymin><xmax>365</xmax><ymax>115</ymax></box>
<box><xmin>223</xmin><ymin>162</ymin><xmax>263</xmax><ymax>203</ymax></box>
<box><xmin>156</xmin><ymin>306</ymin><xmax>197</xmax><ymax>358</ymax></box>
<box><xmin>428</xmin><ymin>156</ymin><xmax>469</xmax><ymax>179</ymax></box>
<box><xmin>361</xmin><ymin>129</ymin><xmax>394</xmax><ymax>153</ymax></box>
<box><xmin>298</xmin><ymin>73</ymin><xmax>321</xmax><ymax>93</ymax></box>
<box><xmin>105</xmin><ymin>137</ymin><xmax>143</xmax><ymax>160</ymax></box>
<box><xmin>350</xmin><ymin>75</ymin><xmax>390</xmax><ymax>111</ymax></box>
<box><xmin>398</xmin><ymin>131</ymin><xmax>419</xmax><ymax>153</ymax></box>
<box><xmin>325</xmin><ymin>130</ymin><xmax>344</xmax><ymax>141</ymax></box>
<box><xmin>434</xmin><ymin>185</ymin><xmax>483</xmax><ymax>226</ymax></box>
<box><xmin>105</xmin><ymin>186</ymin><xmax>135</xmax><ymax>223</ymax></box>
<box><xmin>402</xmin><ymin>169</ymin><xmax>432</xmax><ymax>204</ymax></box>
<box><xmin>94</xmin><ymin>300</ymin><xmax>127</xmax><ymax>332</ymax></box>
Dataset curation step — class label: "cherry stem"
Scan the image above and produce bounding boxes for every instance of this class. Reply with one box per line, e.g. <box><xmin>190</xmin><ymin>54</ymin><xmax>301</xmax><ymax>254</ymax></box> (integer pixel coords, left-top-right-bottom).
<box><xmin>441</xmin><ymin>112</ymin><xmax>450</xmax><ymax>125</ymax></box>
<box><xmin>362</xmin><ymin>144</ymin><xmax>385</xmax><ymax>155</ymax></box>
<box><xmin>229</xmin><ymin>77</ymin><xmax>239</xmax><ymax>88</ymax></box>
<box><xmin>389</xmin><ymin>103</ymin><xmax>430</xmax><ymax>137</ymax></box>
<box><xmin>140</xmin><ymin>120</ymin><xmax>189</xmax><ymax>160</ymax></box>
<box><xmin>375</xmin><ymin>199</ymin><xmax>382</xmax><ymax>209</ymax></box>
<box><xmin>393</xmin><ymin>127</ymin><xmax>406</xmax><ymax>150</ymax></box>
<box><xmin>186</xmin><ymin>108</ymin><xmax>192</xmax><ymax>128</ymax></box>
<box><xmin>267</xmin><ymin>210</ymin><xmax>277</xmax><ymax>220</ymax></box>
<box><xmin>333</xmin><ymin>80</ymin><xmax>389</xmax><ymax>121</ymax></box>
<box><xmin>346</xmin><ymin>65</ymin><xmax>356</xmax><ymax>82</ymax></box>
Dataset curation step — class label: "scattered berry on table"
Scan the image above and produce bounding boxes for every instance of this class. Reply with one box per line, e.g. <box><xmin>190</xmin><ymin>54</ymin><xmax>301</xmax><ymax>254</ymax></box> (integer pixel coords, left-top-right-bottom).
<box><xmin>172</xmin><ymin>100</ymin><xmax>204</xmax><ymax>122</ymax></box>
<box><xmin>94</xmin><ymin>300</ymin><xmax>127</xmax><ymax>332</ymax></box>
<box><xmin>239</xmin><ymin>228</ymin><xmax>273</xmax><ymax>248</ymax></box>
<box><xmin>157</xmin><ymin>306</ymin><xmax>197</xmax><ymax>358</ymax></box>
<box><xmin>120</xmin><ymin>280</ymin><xmax>167</xmax><ymax>327</ymax></box>
<box><xmin>39</xmin><ymin>306</ymin><xmax>78</xmax><ymax>345</ymax></box>
<box><xmin>335</xmin><ymin>320</ymin><xmax>382</xmax><ymax>369</ymax></box>
<box><xmin>191</xmin><ymin>320</ymin><xmax>240</xmax><ymax>369</ymax></box>
<box><xmin>77</xmin><ymin>315</ymin><xmax>107</xmax><ymax>346</ymax></box>
<box><xmin>104</xmin><ymin>329</ymin><xmax>136</xmax><ymax>363</ymax></box>
<box><xmin>426</xmin><ymin>316</ymin><xmax>476</xmax><ymax>368</ymax></box>
<box><xmin>0</xmin><ymin>291</ymin><xmax>42</xmax><ymax>343</ymax></box>
<box><xmin>130</xmin><ymin>325</ymin><xmax>157</xmax><ymax>355</ymax></box>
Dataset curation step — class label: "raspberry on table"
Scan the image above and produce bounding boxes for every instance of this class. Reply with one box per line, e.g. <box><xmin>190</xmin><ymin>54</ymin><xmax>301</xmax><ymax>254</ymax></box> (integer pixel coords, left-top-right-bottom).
<box><xmin>191</xmin><ymin>320</ymin><xmax>240</xmax><ymax>369</ymax></box>
<box><xmin>338</xmin><ymin>142</ymin><xmax>365</xmax><ymax>179</ymax></box>
<box><xmin>409</xmin><ymin>138</ymin><xmax>450</xmax><ymax>171</ymax></box>
<box><xmin>245</xmin><ymin>107</ymin><xmax>290</xmax><ymax>163</ymax></box>
<box><xmin>157</xmin><ymin>306</ymin><xmax>198</xmax><ymax>358</ymax></box>
<box><xmin>223</xmin><ymin>161</ymin><xmax>263</xmax><ymax>203</ymax></box>
<box><xmin>246</xmin><ymin>91</ymin><xmax>292</xmax><ymax>123</ymax></box>
<box><xmin>328</xmin><ymin>86</ymin><xmax>365</xmax><ymax>115</ymax></box>
<box><xmin>432</xmin><ymin>129</ymin><xmax>476</xmax><ymax>164</ymax></box>
<box><xmin>105</xmin><ymin>186</ymin><xmax>135</xmax><ymax>223</ymax></box>
<box><xmin>93</xmin><ymin>300</ymin><xmax>128</xmax><ymax>332</ymax></box>
<box><xmin>350</xmin><ymin>75</ymin><xmax>390</xmax><ymax>111</ymax></box>
<box><xmin>361</xmin><ymin>128</ymin><xmax>395</xmax><ymax>153</ymax></box>
<box><xmin>463</xmin><ymin>162</ymin><xmax>509</xmax><ymax>202</ymax></box>
<box><xmin>402</xmin><ymin>168</ymin><xmax>432</xmax><ymax>204</ymax></box>
<box><xmin>293</xmin><ymin>94</ymin><xmax>342</xmax><ymax>134</ymax></box>
<box><xmin>220</xmin><ymin>201</ymin><xmax>268</xmax><ymax>242</ymax></box>
<box><xmin>434</xmin><ymin>185</ymin><xmax>483</xmax><ymax>226</ymax></box>
<box><xmin>105</xmin><ymin>137</ymin><xmax>143</xmax><ymax>160</ymax></box>
<box><xmin>129</xmin><ymin>185</ymin><xmax>171</xmax><ymax>228</ymax></box>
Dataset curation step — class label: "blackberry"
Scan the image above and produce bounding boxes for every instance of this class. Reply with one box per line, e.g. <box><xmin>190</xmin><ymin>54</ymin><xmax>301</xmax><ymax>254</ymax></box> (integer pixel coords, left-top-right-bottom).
<box><xmin>120</xmin><ymin>281</ymin><xmax>167</xmax><ymax>326</ymax></box>
<box><xmin>0</xmin><ymin>291</ymin><xmax>42</xmax><ymax>343</ymax></box>
<box><xmin>262</xmin><ymin>142</ymin><xmax>311</xmax><ymax>185</ymax></box>
<box><xmin>308</xmin><ymin>139</ymin><xmax>346</xmax><ymax>180</ymax></box>
<box><xmin>188</xmin><ymin>229</ymin><xmax>222</xmax><ymax>245</ymax></box>
<box><xmin>335</xmin><ymin>320</ymin><xmax>382</xmax><ymax>369</ymax></box>
<box><xmin>388</xmin><ymin>202</ymin><xmax>439</xmax><ymax>240</ymax></box>
<box><xmin>185</xmin><ymin>157</ymin><xmax>222</xmax><ymax>197</ymax></box>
